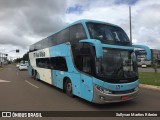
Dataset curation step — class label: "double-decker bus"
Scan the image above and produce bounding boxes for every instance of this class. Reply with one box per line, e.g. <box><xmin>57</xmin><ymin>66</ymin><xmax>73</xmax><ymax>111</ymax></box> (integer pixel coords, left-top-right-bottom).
<box><xmin>28</xmin><ymin>19</ymin><xmax>151</xmax><ymax>104</ymax></box>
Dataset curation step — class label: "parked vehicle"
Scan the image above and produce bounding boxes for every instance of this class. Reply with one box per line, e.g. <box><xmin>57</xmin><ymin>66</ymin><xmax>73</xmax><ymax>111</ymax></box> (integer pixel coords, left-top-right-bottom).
<box><xmin>16</xmin><ymin>63</ymin><xmax>20</xmax><ymax>67</ymax></box>
<box><xmin>141</xmin><ymin>64</ymin><xmax>147</xmax><ymax>68</ymax></box>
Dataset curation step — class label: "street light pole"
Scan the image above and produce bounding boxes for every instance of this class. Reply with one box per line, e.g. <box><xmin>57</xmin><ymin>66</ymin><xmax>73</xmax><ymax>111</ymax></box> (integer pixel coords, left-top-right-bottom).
<box><xmin>0</xmin><ymin>49</ymin><xmax>20</xmax><ymax>65</ymax></box>
<box><xmin>6</xmin><ymin>49</ymin><xmax>20</xmax><ymax>53</ymax></box>
<box><xmin>129</xmin><ymin>6</ymin><xmax>132</xmax><ymax>44</ymax></box>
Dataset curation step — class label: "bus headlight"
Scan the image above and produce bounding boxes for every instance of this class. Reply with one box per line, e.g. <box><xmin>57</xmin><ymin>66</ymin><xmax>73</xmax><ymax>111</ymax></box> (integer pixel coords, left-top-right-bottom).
<box><xmin>134</xmin><ymin>86</ymin><xmax>139</xmax><ymax>91</ymax></box>
<box><xmin>95</xmin><ymin>84</ymin><xmax>112</xmax><ymax>94</ymax></box>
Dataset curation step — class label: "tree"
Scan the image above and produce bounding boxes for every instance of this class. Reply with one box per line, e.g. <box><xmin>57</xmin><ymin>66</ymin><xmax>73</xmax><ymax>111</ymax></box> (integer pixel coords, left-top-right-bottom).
<box><xmin>14</xmin><ymin>58</ymin><xmax>22</xmax><ymax>63</ymax></box>
<box><xmin>22</xmin><ymin>51</ymin><xmax>29</xmax><ymax>61</ymax></box>
<box><xmin>153</xmin><ymin>56</ymin><xmax>158</xmax><ymax>73</ymax></box>
<box><xmin>14</xmin><ymin>51</ymin><xmax>29</xmax><ymax>63</ymax></box>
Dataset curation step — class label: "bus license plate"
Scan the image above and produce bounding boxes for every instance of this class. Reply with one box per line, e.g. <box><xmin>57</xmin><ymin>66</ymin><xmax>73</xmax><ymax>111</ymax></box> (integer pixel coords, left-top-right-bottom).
<box><xmin>121</xmin><ymin>96</ymin><xmax>129</xmax><ymax>100</ymax></box>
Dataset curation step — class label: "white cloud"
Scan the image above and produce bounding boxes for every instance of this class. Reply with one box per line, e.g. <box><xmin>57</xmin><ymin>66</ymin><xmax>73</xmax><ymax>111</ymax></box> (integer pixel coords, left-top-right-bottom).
<box><xmin>0</xmin><ymin>0</ymin><xmax>67</xmax><ymax>59</ymax></box>
<box><xmin>65</xmin><ymin>0</ymin><xmax>160</xmax><ymax>49</ymax></box>
<box><xmin>1</xmin><ymin>0</ymin><xmax>160</xmax><ymax>59</ymax></box>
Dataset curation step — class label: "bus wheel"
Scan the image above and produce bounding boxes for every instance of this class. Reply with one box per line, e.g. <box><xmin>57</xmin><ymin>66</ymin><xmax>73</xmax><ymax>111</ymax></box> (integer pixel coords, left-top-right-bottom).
<box><xmin>65</xmin><ymin>79</ymin><xmax>73</xmax><ymax>97</ymax></box>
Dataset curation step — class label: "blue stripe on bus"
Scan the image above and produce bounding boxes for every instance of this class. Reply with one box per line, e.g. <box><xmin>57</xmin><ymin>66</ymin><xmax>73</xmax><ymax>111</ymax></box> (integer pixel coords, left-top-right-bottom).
<box><xmin>102</xmin><ymin>44</ymin><xmax>134</xmax><ymax>50</ymax></box>
<box><xmin>93</xmin><ymin>77</ymin><xmax>139</xmax><ymax>91</ymax></box>
<box><xmin>49</xmin><ymin>43</ymin><xmax>94</xmax><ymax>101</ymax></box>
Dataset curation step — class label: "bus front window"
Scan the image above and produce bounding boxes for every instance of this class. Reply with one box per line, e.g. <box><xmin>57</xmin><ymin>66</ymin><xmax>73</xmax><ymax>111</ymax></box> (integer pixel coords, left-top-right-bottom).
<box><xmin>96</xmin><ymin>49</ymin><xmax>138</xmax><ymax>82</ymax></box>
<box><xmin>87</xmin><ymin>22</ymin><xmax>131</xmax><ymax>45</ymax></box>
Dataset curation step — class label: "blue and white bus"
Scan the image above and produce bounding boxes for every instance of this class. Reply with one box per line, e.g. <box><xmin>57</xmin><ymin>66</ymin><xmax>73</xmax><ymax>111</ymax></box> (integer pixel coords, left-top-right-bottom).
<box><xmin>28</xmin><ymin>19</ymin><xmax>151</xmax><ymax>104</ymax></box>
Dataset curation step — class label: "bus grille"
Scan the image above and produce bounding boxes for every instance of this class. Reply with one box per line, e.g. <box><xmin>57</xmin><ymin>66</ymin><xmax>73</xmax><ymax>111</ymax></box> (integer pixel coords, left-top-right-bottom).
<box><xmin>112</xmin><ymin>89</ymin><xmax>135</xmax><ymax>94</ymax></box>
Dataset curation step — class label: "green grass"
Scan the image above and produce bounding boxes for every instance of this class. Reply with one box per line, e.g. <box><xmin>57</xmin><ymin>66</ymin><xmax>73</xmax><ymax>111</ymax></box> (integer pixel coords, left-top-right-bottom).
<box><xmin>139</xmin><ymin>72</ymin><xmax>160</xmax><ymax>86</ymax></box>
<box><xmin>0</xmin><ymin>66</ymin><xmax>3</xmax><ymax>70</ymax></box>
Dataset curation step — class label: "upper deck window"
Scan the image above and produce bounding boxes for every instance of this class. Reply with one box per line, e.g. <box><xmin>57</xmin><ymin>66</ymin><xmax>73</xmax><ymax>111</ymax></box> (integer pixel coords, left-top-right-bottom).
<box><xmin>87</xmin><ymin>22</ymin><xmax>131</xmax><ymax>45</ymax></box>
<box><xmin>70</xmin><ymin>24</ymin><xmax>87</xmax><ymax>43</ymax></box>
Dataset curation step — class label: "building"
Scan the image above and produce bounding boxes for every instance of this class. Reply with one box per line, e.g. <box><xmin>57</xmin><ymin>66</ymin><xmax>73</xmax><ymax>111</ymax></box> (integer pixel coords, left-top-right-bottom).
<box><xmin>135</xmin><ymin>49</ymin><xmax>160</xmax><ymax>66</ymax></box>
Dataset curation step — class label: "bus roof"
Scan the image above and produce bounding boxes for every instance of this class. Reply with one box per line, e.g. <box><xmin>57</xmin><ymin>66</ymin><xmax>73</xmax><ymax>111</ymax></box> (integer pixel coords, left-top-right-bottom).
<box><xmin>31</xmin><ymin>19</ymin><xmax>119</xmax><ymax>46</ymax></box>
<box><xmin>66</xmin><ymin>19</ymin><xmax>119</xmax><ymax>28</ymax></box>
<box><xmin>46</xmin><ymin>19</ymin><xmax>119</xmax><ymax>39</ymax></box>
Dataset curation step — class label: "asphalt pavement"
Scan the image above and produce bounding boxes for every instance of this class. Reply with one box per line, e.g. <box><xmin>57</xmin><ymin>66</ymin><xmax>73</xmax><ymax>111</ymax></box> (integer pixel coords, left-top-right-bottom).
<box><xmin>0</xmin><ymin>65</ymin><xmax>160</xmax><ymax>120</ymax></box>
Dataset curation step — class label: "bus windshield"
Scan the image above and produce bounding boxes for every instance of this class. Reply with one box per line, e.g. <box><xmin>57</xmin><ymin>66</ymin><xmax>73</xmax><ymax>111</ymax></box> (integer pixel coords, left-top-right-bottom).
<box><xmin>96</xmin><ymin>49</ymin><xmax>138</xmax><ymax>80</ymax></box>
<box><xmin>87</xmin><ymin>22</ymin><xmax>130</xmax><ymax>45</ymax></box>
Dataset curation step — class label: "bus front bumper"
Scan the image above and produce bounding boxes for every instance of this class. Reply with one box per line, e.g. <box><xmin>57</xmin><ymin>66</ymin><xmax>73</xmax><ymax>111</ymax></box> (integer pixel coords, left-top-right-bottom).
<box><xmin>92</xmin><ymin>84</ymin><xmax>139</xmax><ymax>104</ymax></box>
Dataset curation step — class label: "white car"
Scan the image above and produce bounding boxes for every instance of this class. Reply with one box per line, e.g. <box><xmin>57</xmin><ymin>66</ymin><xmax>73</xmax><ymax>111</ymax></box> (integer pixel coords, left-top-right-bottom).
<box><xmin>19</xmin><ymin>64</ymin><xmax>28</xmax><ymax>70</ymax></box>
<box><xmin>16</xmin><ymin>63</ymin><xmax>20</xmax><ymax>67</ymax></box>
<box><xmin>141</xmin><ymin>64</ymin><xmax>147</xmax><ymax>68</ymax></box>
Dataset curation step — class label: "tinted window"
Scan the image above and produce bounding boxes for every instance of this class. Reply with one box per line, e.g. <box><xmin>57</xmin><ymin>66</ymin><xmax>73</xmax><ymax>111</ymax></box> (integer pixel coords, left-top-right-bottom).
<box><xmin>30</xmin><ymin>24</ymin><xmax>87</xmax><ymax>52</ymax></box>
<box><xmin>70</xmin><ymin>24</ymin><xmax>87</xmax><ymax>43</ymax></box>
<box><xmin>36</xmin><ymin>58</ymin><xmax>50</xmax><ymax>69</ymax></box>
<box><xmin>75</xmin><ymin>55</ymin><xmax>83</xmax><ymax>71</ymax></box>
<box><xmin>50</xmin><ymin>57</ymin><xmax>68</xmax><ymax>71</ymax></box>
<box><xmin>82</xmin><ymin>56</ymin><xmax>92</xmax><ymax>74</ymax></box>
<box><xmin>57</xmin><ymin>28</ymin><xmax>69</xmax><ymax>44</ymax></box>
<box><xmin>48</xmin><ymin>34</ymin><xmax>57</xmax><ymax>47</ymax></box>
<box><xmin>35</xmin><ymin>41</ymin><xmax>42</xmax><ymax>50</ymax></box>
<box><xmin>41</xmin><ymin>38</ymin><xmax>49</xmax><ymax>49</ymax></box>
<box><xmin>75</xmin><ymin>55</ymin><xmax>92</xmax><ymax>74</ymax></box>
<box><xmin>87</xmin><ymin>22</ymin><xmax>131</xmax><ymax>45</ymax></box>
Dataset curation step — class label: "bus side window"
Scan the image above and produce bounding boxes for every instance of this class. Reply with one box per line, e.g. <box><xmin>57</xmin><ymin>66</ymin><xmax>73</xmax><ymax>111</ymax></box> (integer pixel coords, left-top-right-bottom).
<box><xmin>51</xmin><ymin>57</ymin><xmax>68</xmax><ymax>71</ymax></box>
<box><xmin>82</xmin><ymin>56</ymin><xmax>92</xmax><ymax>74</ymax></box>
<box><xmin>36</xmin><ymin>58</ymin><xmax>50</xmax><ymax>69</ymax></box>
<box><xmin>57</xmin><ymin>28</ymin><xmax>69</xmax><ymax>44</ymax></box>
<box><xmin>48</xmin><ymin>34</ymin><xmax>57</xmax><ymax>47</ymax></box>
<box><xmin>70</xmin><ymin>24</ymin><xmax>87</xmax><ymax>43</ymax></box>
<box><xmin>75</xmin><ymin>55</ymin><xmax>83</xmax><ymax>71</ymax></box>
<box><xmin>41</xmin><ymin>38</ymin><xmax>49</xmax><ymax>49</ymax></box>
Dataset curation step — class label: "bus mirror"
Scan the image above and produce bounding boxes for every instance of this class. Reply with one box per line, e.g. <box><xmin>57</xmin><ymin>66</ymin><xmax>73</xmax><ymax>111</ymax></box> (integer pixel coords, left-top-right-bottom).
<box><xmin>79</xmin><ymin>39</ymin><xmax>103</xmax><ymax>58</ymax></box>
<box><xmin>132</xmin><ymin>45</ymin><xmax>151</xmax><ymax>60</ymax></box>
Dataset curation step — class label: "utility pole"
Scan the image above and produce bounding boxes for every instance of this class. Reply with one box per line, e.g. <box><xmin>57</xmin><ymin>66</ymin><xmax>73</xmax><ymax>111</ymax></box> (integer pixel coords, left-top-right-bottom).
<box><xmin>129</xmin><ymin>6</ymin><xmax>132</xmax><ymax>44</ymax></box>
<box><xmin>0</xmin><ymin>49</ymin><xmax>20</xmax><ymax>65</ymax></box>
<box><xmin>0</xmin><ymin>53</ymin><xmax>2</xmax><ymax>66</ymax></box>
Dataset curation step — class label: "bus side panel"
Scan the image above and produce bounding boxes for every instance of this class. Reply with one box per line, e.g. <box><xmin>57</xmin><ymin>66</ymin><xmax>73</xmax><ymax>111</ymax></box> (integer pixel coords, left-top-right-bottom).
<box><xmin>29</xmin><ymin>53</ymin><xmax>36</xmax><ymax>68</ymax></box>
<box><xmin>51</xmin><ymin>70</ymin><xmax>81</xmax><ymax>97</ymax></box>
<box><xmin>36</xmin><ymin>68</ymin><xmax>52</xmax><ymax>84</ymax></box>
<box><xmin>53</xmin><ymin>70</ymin><xmax>65</xmax><ymax>89</ymax></box>
<box><xmin>68</xmin><ymin>73</ymin><xmax>81</xmax><ymax>97</ymax></box>
<box><xmin>49</xmin><ymin>44</ymin><xmax>70</xmax><ymax>57</ymax></box>
<box><xmin>80</xmin><ymin>74</ymin><xmax>93</xmax><ymax>102</ymax></box>
<box><xmin>51</xmin><ymin>70</ymin><xmax>57</xmax><ymax>86</ymax></box>
<box><xmin>28</xmin><ymin>60</ymin><xmax>33</xmax><ymax>77</ymax></box>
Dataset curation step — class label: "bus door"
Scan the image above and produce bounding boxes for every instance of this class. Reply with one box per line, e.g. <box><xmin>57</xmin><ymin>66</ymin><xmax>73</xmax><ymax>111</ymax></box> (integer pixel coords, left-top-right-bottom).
<box><xmin>80</xmin><ymin>56</ymin><xmax>93</xmax><ymax>101</ymax></box>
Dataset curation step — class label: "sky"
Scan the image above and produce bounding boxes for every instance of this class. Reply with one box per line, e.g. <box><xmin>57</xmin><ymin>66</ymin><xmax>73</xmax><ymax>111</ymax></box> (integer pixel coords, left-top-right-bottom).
<box><xmin>0</xmin><ymin>0</ymin><xmax>160</xmax><ymax>59</ymax></box>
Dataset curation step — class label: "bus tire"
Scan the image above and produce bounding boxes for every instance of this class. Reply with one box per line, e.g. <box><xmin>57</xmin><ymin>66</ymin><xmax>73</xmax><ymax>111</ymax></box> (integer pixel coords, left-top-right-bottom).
<box><xmin>65</xmin><ymin>79</ymin><xmax>73</xmax><ymax>97</ymax></box>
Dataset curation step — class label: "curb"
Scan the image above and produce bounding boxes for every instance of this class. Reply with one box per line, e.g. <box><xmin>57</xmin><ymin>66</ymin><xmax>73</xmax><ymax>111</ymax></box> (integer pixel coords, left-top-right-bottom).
<box><xmin>140</xmin><ymin>84</ymin><xmax>160</xmax><ymax>91</ymax></box>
